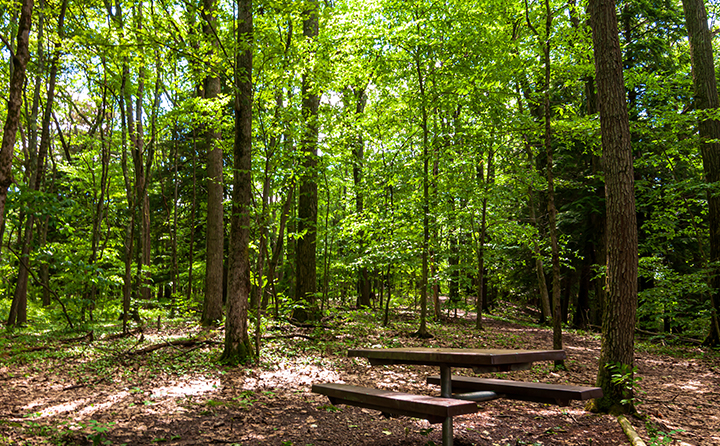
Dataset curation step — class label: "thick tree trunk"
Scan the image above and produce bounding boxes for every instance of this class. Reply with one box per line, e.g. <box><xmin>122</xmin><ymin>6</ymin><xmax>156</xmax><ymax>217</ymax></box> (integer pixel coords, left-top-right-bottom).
<box><xmin>9</xmin><ymin>0</ymin><xmax>66</xmax><ymax>326</ymax></box>
<box><xmin>294</xmin><ymin>0</ymin><xmax>320</xmax><ymax>322</ymax></box>
<box><xmin>0</xmin><ymin>0</ymin><xmax>32</xmax><ymax>261</ymax></box>
<box><xmin>201</xmin><ymin>0</ymin><xmax>225</xmax><ymax>326</ymax></box>
<box><xmin>589</xmin><ymin>0</ymin><xmax>639</xmax><ymax>414</ymax></box>
<box><xmin>681</xmin><ymin>0</ymin><xmax>720</xmax><ymax>346</ymax></box>
<box><xmin>221</xmin><ymin>0</ymin><xmax>253</xmax><ymax>364</ymax></box>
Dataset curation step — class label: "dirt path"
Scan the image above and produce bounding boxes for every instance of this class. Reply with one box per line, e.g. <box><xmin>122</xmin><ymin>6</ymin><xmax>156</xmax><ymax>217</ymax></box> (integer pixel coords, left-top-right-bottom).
<box><xmin>0</xmin><ymin>314</ymin><xmax>717</xmax><ymax>445</ymax></box>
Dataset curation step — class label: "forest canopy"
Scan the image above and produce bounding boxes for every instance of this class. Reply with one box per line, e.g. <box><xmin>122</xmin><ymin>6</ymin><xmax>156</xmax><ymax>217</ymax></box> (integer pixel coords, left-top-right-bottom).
<box><xmin>0</xmin><ymin>0</ymin><xmax>718</xmax><ymax>374</ymax></box>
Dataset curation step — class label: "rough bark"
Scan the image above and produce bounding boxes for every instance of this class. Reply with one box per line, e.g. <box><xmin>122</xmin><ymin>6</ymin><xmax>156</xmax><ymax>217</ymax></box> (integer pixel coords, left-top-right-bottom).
<box><xmin>221</xmin><ymin>0</ymin><xmax>253</xmax><ymax>365</ymax></box>
<box><xmin>0</xmin><ymin>0</ymin><xmax>32</xmax><ymax>258</ymax></box>
<box><xmin>201</xmin><ymin>0</ymin><xmax>225</xmax><ymax>326</ymax></box>
<box><xmin>294</xmin><ymin>0</ymin><xmax>320</xmax><ymax>322</ymax></box>
<box><xmin>9</xmin><ymin>0</ymin><xmax>66</xmax><ymax>326</ymax></box>
<box><xmin>681</xmin><ymin>0</ymin><xmax>720</xmax><ymax>346</ymax></box>
<box><xmin>588</xmin><ymin>0</ymin><xmax>639</xmax><ymax>414</ymax></box>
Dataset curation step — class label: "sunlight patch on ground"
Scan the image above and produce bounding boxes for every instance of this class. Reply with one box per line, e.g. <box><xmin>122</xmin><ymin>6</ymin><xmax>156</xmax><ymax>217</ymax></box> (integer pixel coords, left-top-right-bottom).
<box><xmin>151</xmin><ymin>378</ymin><xmax>220</xmax><ymax>398</ymax></box>
<box><xmin>25</xmin><ymin>399</ymin><xmax>88</xmax><ymax>418</ymax></box>
<box><xmin>77</xmin><ymin>391</ymin><xmax>129</xmax><ymax>416</ymax></box>
<box><xmin>565</xmin><ymin>345</ymin><xmax>597</xmax><ymax>353</ymax></box>
<box><xmin>676</xmin><ymin>380</ymin><xmax>704</xmax><ymax>392</ymax></box>
<box><xmin>243</xmin><ymin>364</ymin><xmax>341</xmax><ymax>389</ymax></box>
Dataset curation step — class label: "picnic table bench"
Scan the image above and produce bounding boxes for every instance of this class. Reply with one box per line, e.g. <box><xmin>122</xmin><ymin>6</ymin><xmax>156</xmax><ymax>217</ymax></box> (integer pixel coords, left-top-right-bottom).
<box><xmin>312</xmin><ymin>347</ymin><xmax>602</xmax><ymax>446</ymax></box>
<box><xmin>311</xmin><ymin>383</ymin><xmax>478</xmax><ymax>424</ymax></box>
<box><xmin>426</xmin><ymin>375</ymin><xmax>603</xmax><ymax>406</ymax></box>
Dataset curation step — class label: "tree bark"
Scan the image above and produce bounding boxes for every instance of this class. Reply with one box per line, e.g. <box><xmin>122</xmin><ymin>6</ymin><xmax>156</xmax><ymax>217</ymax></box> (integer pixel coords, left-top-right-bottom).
<box><xmin>201</xmin><ymin>0</ymin><xmax>225</xmax><ymax>326</ymax></box>
<box><xmin>294</xmin><ymin>0</ymin><xmax>320</xmax><ymax>322</ymax></box>
<box><xmin>0</xmin><ymin>0</ymin><xmax>32</xmax><ymax>261</ymax></box>
<box><xmin>588</xmin><ymin>0</ymin><xmax>639</xmax><ymax>414</ymax></box>
<box><xmin>221</xmin><ymin>0</ymin><xmax>253</xmax><ymax>364</ymax></box>
<box><xmin>9</xmin><ymin>0</ymin><xmax>66</xmax><ymax>326</ymax></box>
<box><xmin>681</xmin><ymin>0</ymin><xmax>720</xmax><ymax>346</ymax></box>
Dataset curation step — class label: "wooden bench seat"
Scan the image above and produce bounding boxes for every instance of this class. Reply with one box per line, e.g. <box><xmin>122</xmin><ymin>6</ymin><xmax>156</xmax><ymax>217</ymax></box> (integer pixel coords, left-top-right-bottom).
<box><xmin>312</xmin><ymin>383</ymin><xmax>479</xmax><ymax>424</ymax></box>
<box><xmin>427</xmin><ymin>376</ymin><xmax>603</xmax><ymax>406</ymax></box>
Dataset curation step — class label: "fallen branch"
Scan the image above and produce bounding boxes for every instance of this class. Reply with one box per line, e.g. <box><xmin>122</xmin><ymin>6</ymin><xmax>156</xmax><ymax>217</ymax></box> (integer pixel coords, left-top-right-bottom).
<box><xmin>128</xmin><ymin>338</ymin><xmax>221</xmax><ymax>356</ymax></box>
<box><xmin>8</xmin><ymin>331</ymin><xmax>93</xmax><ymax>355</ymax></box>
<box><xmin>618</xmin><ymin>415</ymin><xmax>647</xmax><ymax>446</ymax></box>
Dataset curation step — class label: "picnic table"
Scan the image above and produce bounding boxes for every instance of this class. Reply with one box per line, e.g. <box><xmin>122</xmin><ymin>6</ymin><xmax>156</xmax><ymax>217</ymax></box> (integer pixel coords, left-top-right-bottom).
<box><xmin>313</xmin><ymin>347</ymin><xmax>602</xmax><ymax>446</ymax></box>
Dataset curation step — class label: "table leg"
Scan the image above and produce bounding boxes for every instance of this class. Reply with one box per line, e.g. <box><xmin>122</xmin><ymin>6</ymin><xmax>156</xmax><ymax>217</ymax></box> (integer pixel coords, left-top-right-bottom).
<box><xmin>440</xmin><ymin>364</ymin><xmax>452</xmax><ymax>398</ymax></box>
<box><xmin>440</xmin><ymin>364</ymin><xmax>453</xmax><ymax>446</ymax></box>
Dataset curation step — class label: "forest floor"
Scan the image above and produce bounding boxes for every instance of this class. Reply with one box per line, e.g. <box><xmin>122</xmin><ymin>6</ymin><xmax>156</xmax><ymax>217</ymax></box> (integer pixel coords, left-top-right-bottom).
<box><xmin>0</xmin><ymin>302</ymin><xmax>718</xmax><ymax>446</ymax></box>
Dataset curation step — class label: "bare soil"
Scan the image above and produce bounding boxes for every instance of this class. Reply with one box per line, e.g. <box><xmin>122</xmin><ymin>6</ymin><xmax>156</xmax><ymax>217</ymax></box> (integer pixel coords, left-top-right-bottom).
<box><xmin>0</xmin><ymin>311</ymin><xmax>718</xmax><ymax>446</ymax></box>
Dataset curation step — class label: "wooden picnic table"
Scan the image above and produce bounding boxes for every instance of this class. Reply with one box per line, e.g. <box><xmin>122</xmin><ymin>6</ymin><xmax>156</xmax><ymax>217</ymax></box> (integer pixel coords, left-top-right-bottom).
<box><xmin>347</xmin><ymin>347</ymin><xmax>567</xmax><ymax>446</ymax></box>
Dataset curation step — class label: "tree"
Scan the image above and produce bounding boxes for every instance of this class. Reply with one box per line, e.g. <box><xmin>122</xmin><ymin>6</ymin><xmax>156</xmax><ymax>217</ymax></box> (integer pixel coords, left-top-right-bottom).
<box><xmin>221</xmin><ymin>0</ymin><xmax>254</xmax><ymax>365</ymax></box>
<box><xmin>201</xmin><ymin>0</ymin><xmax>225</xmax><ymax>326</ymax></box>
<box><xmin>681</xmin><ymin>0</ymin><xmax>720</xmax><ymax>346</ymax></box>
<box><xmin>0</xmin><ymin>1</ymin><xmax>32</xmax><ymax>250</ymax></box>
<box><xmin>588</xmin><ymin>0</ymin><xmax>639</xmax><ymax>414</ymax></box>
<box><xmin>294</xmin><ymin>0</ymin><xmax>321</xmax><ymax>322</ymax></box>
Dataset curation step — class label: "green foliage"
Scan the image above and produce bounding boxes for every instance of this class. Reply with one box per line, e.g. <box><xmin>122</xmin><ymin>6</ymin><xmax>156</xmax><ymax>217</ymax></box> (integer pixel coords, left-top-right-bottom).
<box><xmin>606</xmin><ymin>362</ymin><xmax>643</xmax><ymax>407</ymax></box>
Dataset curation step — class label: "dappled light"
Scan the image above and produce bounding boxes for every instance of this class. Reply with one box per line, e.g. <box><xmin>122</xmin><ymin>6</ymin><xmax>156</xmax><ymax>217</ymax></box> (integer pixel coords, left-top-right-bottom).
<box><xmin>151</xmin><ymin>378</ymin><xmax>220</xmax><ymax>398</ymax></box>
<box><xmin>1</xmin><ymin>314</ymin><xmax>717</xmax><ymax>445</ymax></box>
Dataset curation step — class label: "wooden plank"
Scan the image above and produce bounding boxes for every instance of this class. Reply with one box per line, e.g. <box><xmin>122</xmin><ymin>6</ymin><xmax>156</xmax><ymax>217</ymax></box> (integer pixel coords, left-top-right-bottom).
<box><xmin>348</xmin><ymin>348</ymin><xmax>566</xmax><ymax>369</ymax></box>
<box><xmin>427</xmin><ymin>376</ymin><xmax>603</xmax><ymax>406</ymax></box>
<box><xmin>312</xmin><ymin>383</ymin><xmax>478</xmax><ymax>424</ymax></box>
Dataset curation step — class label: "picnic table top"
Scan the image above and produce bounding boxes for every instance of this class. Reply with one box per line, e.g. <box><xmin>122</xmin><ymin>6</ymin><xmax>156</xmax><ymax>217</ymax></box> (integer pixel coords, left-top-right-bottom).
<box><xmin>347</xmin><ymin>347</ymin><xmax>566</xmax><ymax>368</ymax></box>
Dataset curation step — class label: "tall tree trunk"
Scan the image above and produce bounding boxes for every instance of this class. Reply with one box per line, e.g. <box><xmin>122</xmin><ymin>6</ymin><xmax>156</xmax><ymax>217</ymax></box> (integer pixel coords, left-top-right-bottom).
<box><xmin>131</xmin><ymin>3</ymin><xmax>152</xmax><ymax>303</ymax></box>
<box><xmin>681</xmin><ymin>0</ymin><xmax>720</xmax><ymax>346</ymax></box>
<box><xmin>476</xmin><ymin>148</ymin><xmax>494</xmax><ymax>329</ymax></box>
<box><xmin>352</xmin><ymin>87</ymin><xmax>370</xmax><ymax>309</ymax></box>
<box><xmin>589</xmin><ymin>0</ymin><xmax>639</xmax><ymax>414</ymax></box>
<box><xmin>0</xmin><ymin>0</ymin><xmax>32</xmax><ymax>261</ymax></box>
<box><xmin>201</xmin><ymin>0</ymin><xmax>225</xmax><ymax>326</ymax></box>
<box><xmin>431</xmin><ymin>134</ymin><xmax>441</xmax><ymax>321</ymax></box>
<box><xmin>294</xmin><ymin>0</ymin><xmax>320</xmax><ymax>322</ymax></box>
<box><xmin>221</xmin><ymin>0</ymin><xmax>254</xmax><ymax>364</ymax></box>
<box><xmin>415</xmin><ymin>50</ymin><xmax>430</xmax><ymax>338</ymax></box>
<box><xmin>187</xmin><ymin>137</ymin><xmax>198</xmax><ymax>299</ymax></box>
<box><xmin>9</xmin><ymin>0</ymin><xmax>66</xmax><ymax>326</ymax></box>
<box><xmin>85</xmin><ymin>77</ymin><xmax>110</xmax><ymax>312</ymax></box>
<box><xmin>540</xmin><ymin>0</ymin><xmax>564</xmax><ymax>368</ymax></box>
<box><xmin>120</xmin><ymin>66</ymin><xmax>136</xmax><ymax>333</ymax></box>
